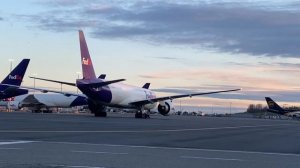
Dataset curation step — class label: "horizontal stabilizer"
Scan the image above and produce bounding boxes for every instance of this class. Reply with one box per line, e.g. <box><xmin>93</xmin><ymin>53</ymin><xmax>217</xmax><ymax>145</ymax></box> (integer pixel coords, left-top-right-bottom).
<box><xmin>82</xmin><ymin>79</ymin><xmax>125</xmax><ymax>88</ymax></box>
<box><xmin>1</xmin><ymin>84</ymin><xmax>86</xmax><ymax>98</ymax></box>
<box><xmin>29</xmin><ymin>76</ymin><xmax>76</xmax><ymax>87</ymax></box>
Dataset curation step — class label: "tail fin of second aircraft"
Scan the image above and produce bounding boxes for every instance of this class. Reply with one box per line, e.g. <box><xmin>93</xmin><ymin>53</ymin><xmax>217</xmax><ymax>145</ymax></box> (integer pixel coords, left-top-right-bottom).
<box><xmin>265</xmin><ymin>97</ymin><xmax>286</xmax><ymax>114</ymax></box>
<box><xmin>1</xmin><ymin>59</ymin><xmax>30</xmax><ymax>86</ymax></box>
<box><xmin>79</xmin><ymin>30</ymin><xmax>97</xmax><ymax>80</ymax></box>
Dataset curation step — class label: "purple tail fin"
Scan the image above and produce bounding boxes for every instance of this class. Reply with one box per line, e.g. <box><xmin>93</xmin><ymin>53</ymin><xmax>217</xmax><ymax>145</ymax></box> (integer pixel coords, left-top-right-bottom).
<box><xmin>79</xmin><ymin>30</ymin><xmax>96</xmax><ymax>80</ymax></box>
<box><xmin>1</xmin><ymin>59</ymin><xmax>30</xmax><ymax>86</ymax></box>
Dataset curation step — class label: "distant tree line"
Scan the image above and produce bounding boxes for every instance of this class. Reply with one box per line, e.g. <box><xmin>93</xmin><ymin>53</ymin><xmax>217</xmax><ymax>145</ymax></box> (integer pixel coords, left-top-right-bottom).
<box><xmin>246</xmin><ymin>104</ymin><xmax>268</xmax><ymax>113</ymax></box>
<box><xmin>284</xmin><ymin>106</ymin><xmax>300</xmax><ymax>111</ymax></box>
<box><xmin>246</xmin><ymin>104</ymin><xmax>300</xmax><ymax>113</ymax></box>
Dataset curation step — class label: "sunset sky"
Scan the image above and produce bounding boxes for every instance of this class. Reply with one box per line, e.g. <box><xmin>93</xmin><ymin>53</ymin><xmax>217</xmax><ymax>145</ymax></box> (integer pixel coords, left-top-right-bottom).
<box><xmin>1</xmin><ymin>0</ymin><xmax>300</xmax><ymax>113</ymax></box>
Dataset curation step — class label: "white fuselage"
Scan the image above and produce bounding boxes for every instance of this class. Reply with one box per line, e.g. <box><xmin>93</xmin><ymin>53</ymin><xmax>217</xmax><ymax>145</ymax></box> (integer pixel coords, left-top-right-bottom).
<box><xmin>11</xmin><ymin>93</ymin><xmax>85</xmax><ymax>109</ymax></box>
<box><xmin>107</xmin><ymin>82</ymin><xmax>158</xmax><ymax>110</ymax></box>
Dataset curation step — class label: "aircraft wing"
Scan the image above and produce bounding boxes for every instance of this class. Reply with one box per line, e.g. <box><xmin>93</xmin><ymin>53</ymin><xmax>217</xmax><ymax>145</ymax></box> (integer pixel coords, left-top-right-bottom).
<box><xmin>29</xmin><ymin>76</ymin><xmax>76</xmax><ymax>86</ymax></box>
<box><xmin>130</xmin><ymin>89</ymin><xmax>241</xmax><ymax>106</ymax></box>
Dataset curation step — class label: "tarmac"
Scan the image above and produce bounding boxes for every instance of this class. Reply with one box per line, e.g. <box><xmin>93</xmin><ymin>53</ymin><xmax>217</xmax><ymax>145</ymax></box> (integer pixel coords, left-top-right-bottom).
<box><xmin>0</xmin><ymin>112</ymin><xmax>299</xmax><ymax>168</ymax></box>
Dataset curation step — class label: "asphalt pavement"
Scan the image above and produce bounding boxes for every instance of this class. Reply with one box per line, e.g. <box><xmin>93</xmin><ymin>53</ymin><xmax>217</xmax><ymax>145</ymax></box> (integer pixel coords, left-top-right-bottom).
<box><xmin>0</xmin><ymin>112</ymin><xmax>299</xmax><ymax>168</ymax></box>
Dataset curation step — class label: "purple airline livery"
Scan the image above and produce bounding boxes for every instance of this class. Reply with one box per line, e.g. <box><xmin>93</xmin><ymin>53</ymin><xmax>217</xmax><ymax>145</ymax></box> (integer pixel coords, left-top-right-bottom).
<box><xmin>0</xmin><ymin>59</ymin><xmax>30</xmax><ymax>100</ymax></box>
<box><xmin>29</xmin><ymin>30</ymin><xmax>240</xmax><ymax>118</ymax></box>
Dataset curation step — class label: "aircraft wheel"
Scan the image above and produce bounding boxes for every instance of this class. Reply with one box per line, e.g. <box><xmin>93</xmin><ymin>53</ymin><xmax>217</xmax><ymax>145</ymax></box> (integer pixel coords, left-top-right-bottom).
<box><xmin>135</xmin><ymin>113</ymin><xmax>150</xmax><ymax>119</ymax></box>
<box><xmin>135</xmin><ymin>112</ymin><xmax>142</xmax><ymax>118</ymax></box>
<box><xmin>94</xmin><ymin>112</ymin><xmax>107</xmax><ymax>117</ymax></box>
<box><xmin>142</xmin><ymin>113</ymin><xmax>150</xmax><ymax>119</ymax></box>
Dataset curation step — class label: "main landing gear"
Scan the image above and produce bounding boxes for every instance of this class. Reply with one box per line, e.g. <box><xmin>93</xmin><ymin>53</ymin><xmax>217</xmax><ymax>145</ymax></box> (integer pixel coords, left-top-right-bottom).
<box><xmin>94</xmin><ymin>111</ymin><xmax>107</xmax><ymax>117</ymax></box>
<box><xmin>88</xmin><ymin>100</ymin><xmax>107</xmax><ymax>117</ymax></box>
<box><xmin>135</xmin><ymin>109</ymin><xmax>150</xmax><ymax>119</ymax></box>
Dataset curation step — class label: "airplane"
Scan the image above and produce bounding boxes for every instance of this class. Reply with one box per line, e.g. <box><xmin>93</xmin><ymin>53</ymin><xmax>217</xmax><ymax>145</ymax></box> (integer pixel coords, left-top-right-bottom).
<box><xmin>16</xmin><ymin>30</ymin><xmax>240</xmax><ymax>118</ymax></box>
<box><xmin>10</xmin><ymin>93</ymin><xmax>87</xmax><ymax>113</ymax></box>
<box><xmin>265</xmin><ymin>97</ymin><xmax>300</xmax><ymax>118</ymax></box>
<box><xmin>0</xmin><ymin>59</ymin><xmax>30</xmax><ymax>100</ymax></box>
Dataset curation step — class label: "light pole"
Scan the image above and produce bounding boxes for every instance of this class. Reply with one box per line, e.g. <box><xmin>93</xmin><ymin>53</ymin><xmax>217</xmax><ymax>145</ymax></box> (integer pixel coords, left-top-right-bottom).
<box><xmin>230</xmin><ymin>102</ymin><xmax>232</xmax><ymax>115</ymax></box>
<box><xmin>32</xmin><ymin>73</ymin><xmax>37</xmax><ymax>94</ymax></box>
<box><xmin>8</xmin><ymin>59</ymin><xmax>14</xmax><ymax>72</ymax></box>
<box><xmin>76</xmin><ymin>72</ymin><xmax>81</xmax><ymax>94</ymax></box>
<box><xmin>7</xmin><ymin>59</ymin><xmax>14</xmax><ymax>112</ymax></box>
<box><xmin>180</xmin><ymin>100</ymin><xmax>182</xmax><ymax>112</ymax></box>
<box><xmin>75</xmin><ymin>72</ymin><xmax>82</xmax><ymax>114</ymax></box>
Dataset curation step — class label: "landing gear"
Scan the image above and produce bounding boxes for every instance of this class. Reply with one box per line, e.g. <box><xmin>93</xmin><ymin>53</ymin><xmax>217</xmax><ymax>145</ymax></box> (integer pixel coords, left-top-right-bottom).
<box><xmin>88</xmin><ymin>99</ymin><xmax>107</xmax><ymax>117</ymax></box>
<box><xmin>135</xmin><ymin>109</ymin><xmax>150</xmax><ymax>119</ymax></box>
<box><xmin>94</xmin><ymin>111</ymin><xmax>107</xmax><ymax>117</ymax></box>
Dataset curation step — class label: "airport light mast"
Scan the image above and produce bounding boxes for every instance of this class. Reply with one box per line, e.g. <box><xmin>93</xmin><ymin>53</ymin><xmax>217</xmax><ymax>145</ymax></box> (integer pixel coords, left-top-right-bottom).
<box><xmin>76</xmin><ymin>72</ymin><xmax>81</xmax><ymax>94</ymax></box>
<box><xmin>31</xmin><ymin>73</ymin><xmax>37</xmax><ymax>94</ymax></box>
<box><xmin>7</xmin><ymin>59</ymin><xmax>14</xmax><ymax>112</ymax></box>
<box><xmin>8</xmin><ymin>59</ymin><xmax>14</xmax><ymax>72</ymax></box>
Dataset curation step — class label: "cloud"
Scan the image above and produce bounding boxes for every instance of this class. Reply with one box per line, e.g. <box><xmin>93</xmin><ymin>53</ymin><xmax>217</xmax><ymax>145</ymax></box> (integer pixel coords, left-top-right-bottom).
<box><xmin>153</xmin><ymin>87</ymin><xmax>300</xmax><ymax>102</ymax></box>
<box><xmin>19</xmin><ymin>1</ymin><xmax>300</xmax><ymax>57</ymax></box>
<box><xmin>154</xmin><ymin>56</ymin><xmax>180</xmax><ymax>60</ymax></box>
<box><xmin>0</xmin><ymin>17</ymin><xmax>3</xmax><ymax>21</ymax></box>
<box><xmin>35</xmin><ymin>0</ymin><xmax>83</xmax><ymax>7</ymax></box>
<box><xmin>139</xmin><ymin>75</ymin><xmax>161</xmax><ymax>79</ymax></box>
<box><xmin>138</xmin><ymin>60</ymin><xmax>300</xmax><ymax>102</ymax></box>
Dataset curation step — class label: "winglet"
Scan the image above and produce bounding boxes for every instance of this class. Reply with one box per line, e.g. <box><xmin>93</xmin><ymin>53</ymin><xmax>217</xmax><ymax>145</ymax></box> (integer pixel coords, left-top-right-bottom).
<box><xmin>98</xmin><ymin>74</ymin><xmax>106</xmax><ymax>79</ymax></box>
<box><xmin>79</xmin><ymin>30</ymin><xmax>96</xmax><ymax>80</ymax></box>
<box><xmin>142</xmin><ymin>83</ymin><xmax>150</xmax><ymax>89</ymax></box>
<box><xmin>1</xmin><ymin>59</ymin><xmax>30</xmax><ymax>86</ymax></box>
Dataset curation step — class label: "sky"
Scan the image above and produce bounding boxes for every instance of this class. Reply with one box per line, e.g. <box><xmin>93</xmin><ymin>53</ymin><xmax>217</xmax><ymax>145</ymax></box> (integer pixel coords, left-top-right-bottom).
<box><xmin>1</xmin><ymin>0</ymin><xmax>300</xmax><ymax>113</ymax></box>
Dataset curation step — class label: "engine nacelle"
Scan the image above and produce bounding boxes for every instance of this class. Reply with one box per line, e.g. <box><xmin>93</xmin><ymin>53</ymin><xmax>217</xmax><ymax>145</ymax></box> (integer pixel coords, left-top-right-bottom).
<box><xmin>8</xmin><ymin>101</ymin><xmax>22</xmax><ymax>110</ymax></box>
<box><xmin>158</xmin><ymin>100</ymin><xmax>173</xmax><ymax>116</ymax></box>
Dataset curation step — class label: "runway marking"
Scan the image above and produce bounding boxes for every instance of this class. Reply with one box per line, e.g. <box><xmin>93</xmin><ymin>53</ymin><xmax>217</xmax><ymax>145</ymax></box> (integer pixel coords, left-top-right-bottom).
<box><xmin>45</xmin><ymin>141</ymin><xmax>300</xmax><ymax>158</ymax></box>
<box><xmin>0</xmin><ymin>124</ymin><xmax>292</xmax><ymax>133</ymax></box>
<box><xmin>0</xmin><ymin>148</ymin><xmax>23</xmax><ymax>150</ymax></box>
<box><xmin>51</xmin><ymin>165</ymin><xmax>105</xmax><ymax>168</ymax></box>
<box><xmin>181</xmin><ymin>155</ymin><xmax>244</xmax><ymax>161</ymax></box>
<box><xmin>0</xmin><ymin>141</ymin><xmax>34</xmax><ymax>145</ymax></box>
<box><xmin>72</xmin><ymin>150</ymin><xmax>128</xmax><ymax>155</ymax></box>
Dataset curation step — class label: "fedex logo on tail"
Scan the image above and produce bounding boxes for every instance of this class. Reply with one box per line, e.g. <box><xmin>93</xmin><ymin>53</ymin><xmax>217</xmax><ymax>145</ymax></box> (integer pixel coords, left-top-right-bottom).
<box><xmin>268</xmin><ymin>101</ymin><xmax>275</xmax><ymax>107</ymax></box>
<box><xmin>9</xmin><ymin>75</ymin><xmax>22</xmax><ymax>80</ymax></box>
<box><xmin>82</xmin><ymin>58</ymin><xmax>90</xmax><ymax>65</ymax></box>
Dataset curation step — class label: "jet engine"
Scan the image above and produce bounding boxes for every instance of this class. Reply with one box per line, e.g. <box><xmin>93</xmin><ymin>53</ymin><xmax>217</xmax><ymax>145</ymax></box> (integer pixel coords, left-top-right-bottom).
<box><xmin>158</xmin><ymin>100</ymin><xmax>173</xmax><ymax>116</ymax></box>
